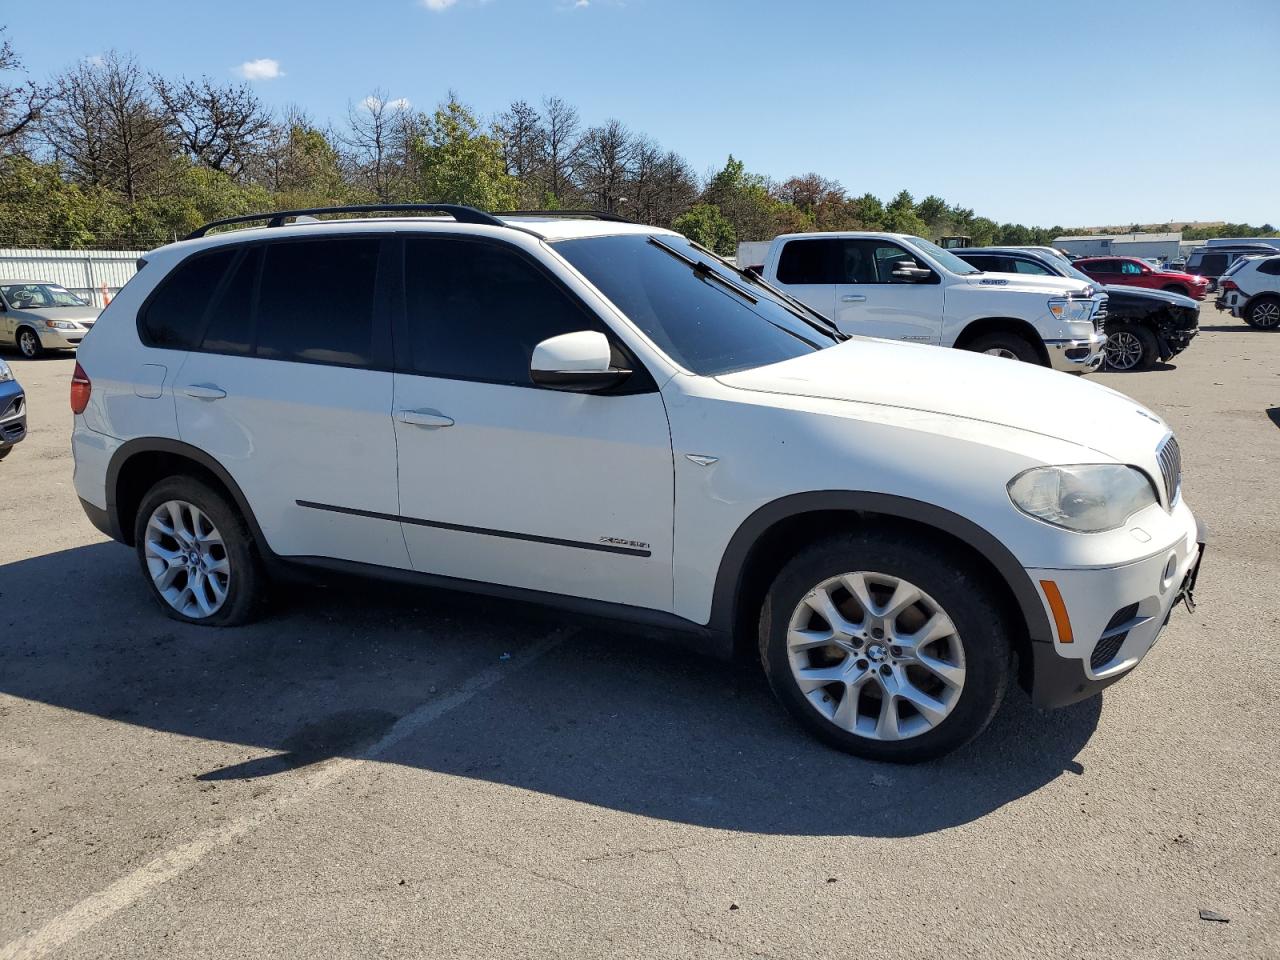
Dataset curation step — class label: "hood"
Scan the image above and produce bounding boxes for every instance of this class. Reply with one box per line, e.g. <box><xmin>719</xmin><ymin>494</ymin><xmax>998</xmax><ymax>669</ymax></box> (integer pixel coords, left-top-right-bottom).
<box><xmin>716</xmin><ymin>338</ymin><xmax>1170</xmax><ymax>462</ymax></box>
<box><xmin>10</xmin><ymin>305</ymin><xmax>100</xmax><ymax>324</ymax></box>
<box><xmin>962</xmin><ymin>271</ymin><xmax>1095</xmax><ymax>297</ymax></box>
<box><xmin>1103</xmin><ymin>284</ymin><xmax>1198</xmax><ymax>309</ymax></box>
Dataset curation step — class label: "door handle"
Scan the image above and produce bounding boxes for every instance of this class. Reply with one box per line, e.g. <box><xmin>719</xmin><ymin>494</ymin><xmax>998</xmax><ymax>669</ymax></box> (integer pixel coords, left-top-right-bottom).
<box><xmin>841</xmin><ymin>294</ymin><xmax>867</xmax><ymax>303</ymax></box>
<box><xmin>397</xmin><ymin>409</ymin><xmax>454</xmax><ymax>429</ymax></box>
<box><xmin>183</xmin><ymin>383</ymin><xmax>226</xmax><ymax>401</ymax></box>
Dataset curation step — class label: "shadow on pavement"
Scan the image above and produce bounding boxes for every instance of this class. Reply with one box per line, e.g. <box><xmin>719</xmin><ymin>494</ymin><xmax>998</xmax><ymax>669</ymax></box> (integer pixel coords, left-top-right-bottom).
<box><xmin>1</xmin><ymin>541</ymin><xmax>1102</xmax><ymax>838</ymax></box>
<box><xmin>1267</xmin><ymin>407</ymin><xmax>1280</xmax><ymax>431</ymax></box>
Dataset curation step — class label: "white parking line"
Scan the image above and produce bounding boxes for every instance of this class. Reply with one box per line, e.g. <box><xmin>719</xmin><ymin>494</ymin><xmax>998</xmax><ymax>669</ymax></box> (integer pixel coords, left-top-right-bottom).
<box><xmin>0</xmin><ymin>628</ymin><xmax>572</xmax><ymax>960</ymax></box>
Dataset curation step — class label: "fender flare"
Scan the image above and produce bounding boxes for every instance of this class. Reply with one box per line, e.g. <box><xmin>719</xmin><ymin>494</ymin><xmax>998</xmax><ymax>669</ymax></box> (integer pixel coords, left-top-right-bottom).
<box><xmin>105</xmin><ymin>437</ymin><xmax>272</xmax><ymax>551</ymax></box>
<box><xmin>707</xmin><ymin>490</ymin><xmax>1053</xmax><ymax>645</ymax></box>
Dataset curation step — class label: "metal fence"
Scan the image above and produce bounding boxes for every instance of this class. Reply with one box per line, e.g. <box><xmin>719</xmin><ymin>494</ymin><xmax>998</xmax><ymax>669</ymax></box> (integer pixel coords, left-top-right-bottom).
<box><xmin>0</xmin><ymin>248</ymin><xmax>145</xmax><ymax>309</ymax></box>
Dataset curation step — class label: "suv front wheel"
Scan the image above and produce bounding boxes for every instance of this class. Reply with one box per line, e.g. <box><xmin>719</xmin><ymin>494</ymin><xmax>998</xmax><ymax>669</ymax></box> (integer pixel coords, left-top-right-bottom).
<box><xmin>133</xmin><ymin>476</ymin><xmax>267</xmax><ymax>626</ymax></box>
<box><xmin>759</xmin><ymin>530</ymin><xmax>1011</xmax><ymax>762</ymax></box>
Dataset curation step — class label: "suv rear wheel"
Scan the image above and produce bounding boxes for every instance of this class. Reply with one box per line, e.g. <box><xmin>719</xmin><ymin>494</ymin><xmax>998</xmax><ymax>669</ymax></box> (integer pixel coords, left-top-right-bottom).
<box><xmin>759</xmin><ymin>530</ymin><xmax>1011</xmax><ymax>762</ymax></box>
<box><xmin>964</xmin><ymin>331</ymin><xmax>1039</xmax><ymax>364</ymax></box>
<box><xmin>1245</xmin><ymin>296</ymin><xmax>1280</xmax><ymax>329</ymax></box>
<box><xmin>133</xmin><ymin>476</ymin><xmax>267</xmax><ymax>626</ymax></box>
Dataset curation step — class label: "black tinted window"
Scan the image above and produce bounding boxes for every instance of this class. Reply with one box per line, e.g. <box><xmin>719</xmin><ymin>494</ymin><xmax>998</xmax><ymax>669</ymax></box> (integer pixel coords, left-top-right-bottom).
<box><xmin>200</xmin><ymin>247</ymin><xmax>259</xmax><ymax>355</ymax></box>
<box><xmin>1197</xmin><ymin>254</ymin><xmax>1228</xmax><ymax>276</ymax></box>
<box><xmin>404</xmin><ymin>238</ymin><xmax>604</xmax><ymax>385</ymax></box>
<box><xmin>140</xmin><ymin>249</ymin><xmax>235</xmax><ymax>349</ymax></box>
<box><xmin>1257</xmin><ymin>258</ymin><xmax>1280</xmax><ymax>276</ymax></box>
<box><xmin>254</xmin><ymin>239</ymin><xmax>380</xmax><ymax>367</ymax></box>
<box><xmin>959</xmin><ymin>255</ymin><xmax>1000</xmax><ymax>272</ymax></box>
<box><xmin>556</xmin><ymin>234</ymin><xmax>838</xmax><ymax>377</ymax></box>
<box><xmin>776</xmin><ymin>239</ymin><xmax>843</xmax><ymax>284</ymax></box>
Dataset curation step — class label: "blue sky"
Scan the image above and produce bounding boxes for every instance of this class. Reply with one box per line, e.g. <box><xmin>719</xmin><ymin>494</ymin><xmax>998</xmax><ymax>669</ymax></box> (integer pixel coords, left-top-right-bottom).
<box><xmin>6</xmin><ymin>0</ymin><xmax>1278</xmax><ymax>227</ymax></box>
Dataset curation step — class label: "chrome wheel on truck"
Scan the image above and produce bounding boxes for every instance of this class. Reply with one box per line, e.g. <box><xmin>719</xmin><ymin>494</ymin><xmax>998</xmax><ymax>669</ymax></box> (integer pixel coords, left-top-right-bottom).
<box><xmin>785</xmin><ymin>572</ymin><xmax>967</xmax><ymax>741</ymax></box>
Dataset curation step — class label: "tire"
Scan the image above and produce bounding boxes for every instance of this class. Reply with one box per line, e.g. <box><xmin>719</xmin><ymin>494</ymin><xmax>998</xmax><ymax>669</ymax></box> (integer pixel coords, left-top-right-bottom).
<box><xmin>1161</xmin><ymin>284</ymin><xmax>1189</xmax><ymax>297</ymax></box>
<box><xmin>1244</xmin><ymin>296</ymin><xmax>1280</xmax><ymax>330</ymax></box>
<box><xmin>16</xmin><ymin>327</ymin><xmax>43</xmax><ymax>359</ymax></box>
<box><xmin>1103</xmin><ymin>321</ymin><xmax>1158</xmax><ymax>371</ymax></box>
<box><xmin>0</xmin><ymin>447</ymin><xmax>10</xmax><ymax>461</ymax></box>
<box><xmin>963</xmin><ymin>331</ymin><xmax>1040</xmax><ymax>364</ymax></box>
<box><xmin>133</xmin><ymin>476</ymin><xmax>268</xmax><ymax>626</ymax></box>
<box><xmin>758</xmin><ymin>529</ymin><xmax>1012</xmax><ymax>763</ymax></box>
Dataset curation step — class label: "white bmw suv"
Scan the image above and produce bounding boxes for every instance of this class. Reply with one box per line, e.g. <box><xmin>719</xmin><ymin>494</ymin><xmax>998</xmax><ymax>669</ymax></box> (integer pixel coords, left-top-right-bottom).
<box><xmin>70</xmin><ymin>205</ymin><xmax>1204</xmax><ymax>762</ymax></box>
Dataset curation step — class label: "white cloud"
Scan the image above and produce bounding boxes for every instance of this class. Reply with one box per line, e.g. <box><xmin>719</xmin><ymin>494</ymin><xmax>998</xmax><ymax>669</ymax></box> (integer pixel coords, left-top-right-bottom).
<box><xmin>234</xmin><ymin>58</ymin><xmax>284</xmax><ymax>81</ymax></box>
<box><xmin>84</xmin><ymin>54</ymin><xmax>105</xmax><ymax>67</ymax></box>
<box><xmin>575</xmin><ymin>0</ymin><xmax>590</xmax><ymax>6</ymax></box>
<box><xmin>421</xmin><ymin>0</ymin><xmax>458</xmax><ymax>10</ymax></box>
<box><xmin>361</xmin><ymin>96</ymin><xmax>411</xmax><ymax>113</ymax></box>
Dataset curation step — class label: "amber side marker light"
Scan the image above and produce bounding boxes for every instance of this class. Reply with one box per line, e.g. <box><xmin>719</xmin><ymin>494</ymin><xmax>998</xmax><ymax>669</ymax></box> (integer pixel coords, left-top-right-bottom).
<box><xmin>1039</xmin><ymin>579</ymin><xmax>1074</xmax><ymax>644</ymax></box>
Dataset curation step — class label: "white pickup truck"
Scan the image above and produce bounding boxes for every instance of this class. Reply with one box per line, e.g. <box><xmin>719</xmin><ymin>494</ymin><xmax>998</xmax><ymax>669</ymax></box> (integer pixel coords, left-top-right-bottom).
<box><xmin>745</xmin><ymin>232</ymin><xmax>1108</xmax><ymax>373</ymax></box>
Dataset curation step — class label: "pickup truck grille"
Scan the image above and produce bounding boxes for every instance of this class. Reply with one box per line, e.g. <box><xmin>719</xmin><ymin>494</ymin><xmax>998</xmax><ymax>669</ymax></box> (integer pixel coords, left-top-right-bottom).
<box><xmin>1156</xmin><ymin>434</ymin><xmax>1181</xmax><ymax>506</ymax></box>
<box><xmin>1093</xmin><ymin>299</ymin><xmax>1108</xmax><ymax>333</ymax></box>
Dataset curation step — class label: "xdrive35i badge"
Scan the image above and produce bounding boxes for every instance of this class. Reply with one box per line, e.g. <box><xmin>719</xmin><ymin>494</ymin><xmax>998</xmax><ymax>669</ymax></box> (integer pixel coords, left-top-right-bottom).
<box><xmin>600</xmin><ymin>536</ymin><xmax>650</xmax><ymax>550</ymax></box>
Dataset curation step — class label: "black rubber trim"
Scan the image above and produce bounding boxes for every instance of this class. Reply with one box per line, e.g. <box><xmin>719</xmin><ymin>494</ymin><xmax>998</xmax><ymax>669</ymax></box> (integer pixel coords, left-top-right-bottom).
<box><xmin>707</xmin><ymin>491</ymin><xmax>1054</xmax><ymax>645</ymax></box>
<box><xmin>1028</xmin><ymin>641</ymin><xmax>1134</xmax><ymax>709</ymax></box>
<box><xmin>78</xmin><ymin>497</ymin><xmax>112</xmax><ymax>539</ymax></box>
<box><xmin>295</xmin><ymin>499</ymin><xmax>653</xmax><ymax>558</ymax></box>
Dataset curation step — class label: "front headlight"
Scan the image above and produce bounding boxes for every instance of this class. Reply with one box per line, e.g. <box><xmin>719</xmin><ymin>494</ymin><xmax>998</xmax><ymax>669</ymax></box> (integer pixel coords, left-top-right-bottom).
<box><xmin>43</xmin><ymin>319</ymin><xmax>78</xmax><ymax>330</ymax></box>
<box><xmin>1008</xmin><ymin>464</ymin><xmax>1158</xmax><ymax>532</ymax></box>
<box><xmin>0</xmin><ymin>359</ymin><xmax>12</xmax><ymax>383</ymax></box>
<box><xmin>1048</xmin><ymin>298</ymin><xmax>1092</xmax><ymax>323</ymax></box>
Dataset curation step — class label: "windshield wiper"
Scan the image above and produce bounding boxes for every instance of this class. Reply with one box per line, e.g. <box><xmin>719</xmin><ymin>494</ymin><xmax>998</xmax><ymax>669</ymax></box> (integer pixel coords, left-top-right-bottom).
<box><xmin>648</xmin><ymin>237</ymin><xmax>759</xmax><ymax>304</ymax></box>
<box><xmin>687</xmin><ymin>241</ymin><xmax>849</xmax><ymax>342</ymax></box>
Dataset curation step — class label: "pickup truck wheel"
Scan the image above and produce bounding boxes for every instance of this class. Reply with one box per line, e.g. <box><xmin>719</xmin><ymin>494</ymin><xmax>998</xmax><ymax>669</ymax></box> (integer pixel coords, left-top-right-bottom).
<box><xmin>133</xmin><ymin>476</ymin><xmax>268</xmax><ymax>626</ymax></box>
<box><xmin>759</xmin><ymin>530</ymin><xmax>1011</xmax><ymax>763</ymax></box>
<box><xmin>1245</xmin><ymin>296</ymin><xmax>1280</xmax><ymax>329</ymax></box>
<box><xmin>964</xmin><ymin>332</ymin><xmax>1039</xmax><ymax>364</ymax></box>
<box><xmin>1104</xmin><ymin>322</ymin><xmax>1157</xmax><ymax>371</ymax></box>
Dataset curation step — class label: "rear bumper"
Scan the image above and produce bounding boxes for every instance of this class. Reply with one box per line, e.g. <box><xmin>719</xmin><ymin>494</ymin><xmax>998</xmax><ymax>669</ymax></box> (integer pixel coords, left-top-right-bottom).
<box><xmin>1045</xmin><ymin>330</ymin><xmax>1107</xmax><ymax>374</ymax></box>
<box><xmin>1028</xmin><ymin>505</ymin><xmax>1205</xmax><ymax>709</ymax></box>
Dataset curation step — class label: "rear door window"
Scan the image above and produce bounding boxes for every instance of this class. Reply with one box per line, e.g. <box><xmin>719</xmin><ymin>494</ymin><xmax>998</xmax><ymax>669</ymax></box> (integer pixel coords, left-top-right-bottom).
<box><xmin>1013</xmin><ymin>258</ymin><xmax>1052</xmax><ymax>275</ymax></box>
<box><xmin>1197</xmin><ymin>254</ymin><xmax>1228</xmax><ymax>276</ymax></box>
<box><xmin>139</xmin><ymin>249</ymin><xmax>236</xmax><ymax>349</ymax></box>
<box><xmin>776</xmin><ymin>239</ymin><xmax>843</xmax><ymax>284</ymax></box>
<box><xmin>253</xmin><ymin>238</ymin><xmax>382</xmax><ymax>367</ymax></box>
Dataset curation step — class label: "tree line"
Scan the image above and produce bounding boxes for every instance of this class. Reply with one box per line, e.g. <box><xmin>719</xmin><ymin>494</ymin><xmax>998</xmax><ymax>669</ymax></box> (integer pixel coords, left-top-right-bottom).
<box><xmin>0</xmin><ymin>29</ymin><xmax>1273</xmax><ymax>254</ymax></box>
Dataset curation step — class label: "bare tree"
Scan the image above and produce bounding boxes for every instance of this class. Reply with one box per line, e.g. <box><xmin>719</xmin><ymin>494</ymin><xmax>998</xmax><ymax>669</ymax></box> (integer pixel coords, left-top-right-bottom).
<box><xmin>0</xmin><ymin>28</ymin><xmax>46</xmax><ymax>153</ymax></box>
<box><xmin>538</xmin><ymin>96</ymin><xmax>582</xmax><ymax>206</ymax></box>
<box><xmin>43</xmin><ymin>51</ymin><xmax>172</xmax><ymax>201</ymax></box>
<box><xmin>339</xmin><ymin>89</ymin><xmax>415</xmax><ymax>200</ymax></box>
<box><xmin>153</xmin><ymin>75</ymin><xmax>272</xmax><ymax>178</ymax></box>
<box><xmin>575</xmin><ymin>119</ymin><xmax>633</xmax><ymax>213</ymax></box>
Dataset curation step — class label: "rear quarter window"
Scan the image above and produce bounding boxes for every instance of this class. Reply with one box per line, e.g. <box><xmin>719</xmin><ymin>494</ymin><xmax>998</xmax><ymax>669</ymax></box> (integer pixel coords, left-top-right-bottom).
<box><xmin>138</xmin><ymin>249</ymin><xmax>236</xmax><ymax>349</ymax></box>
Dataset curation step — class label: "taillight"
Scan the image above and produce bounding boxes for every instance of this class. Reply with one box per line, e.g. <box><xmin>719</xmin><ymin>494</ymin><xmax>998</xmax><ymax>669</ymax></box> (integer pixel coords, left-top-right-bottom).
<box><xmin>70</xmin><ymin>362</ymin><xmax>92</xmax><ymax>414</ymax></box>
<box><xmin>1219</xmin><ymin>279</ymin><xmax>1238</xmax><ymax>292</ymax></box>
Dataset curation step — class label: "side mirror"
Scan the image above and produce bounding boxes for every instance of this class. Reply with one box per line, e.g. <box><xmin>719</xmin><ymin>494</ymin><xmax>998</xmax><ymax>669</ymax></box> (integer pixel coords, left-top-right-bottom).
<box><xmin>891</xmin><ymin>261</ymin><xmax>934</xmax><ymax>282</ymax></box>
<box><xmin>530</xmin><ymin>330</ymin><xmax>631</xmax><ymax>393</ymax></box>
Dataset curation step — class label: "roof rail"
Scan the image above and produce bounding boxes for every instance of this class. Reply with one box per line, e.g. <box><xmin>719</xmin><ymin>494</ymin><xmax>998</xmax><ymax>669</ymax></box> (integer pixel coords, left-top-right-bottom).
<box><xmin>492</xmin><ymin>209</ymin><xmax>635</xmax><ymax>224</ymax></box>
<box><xmin>184</xmin><ymin>204</ymin><xmax>505</xmax><ymax>240</ymax></box>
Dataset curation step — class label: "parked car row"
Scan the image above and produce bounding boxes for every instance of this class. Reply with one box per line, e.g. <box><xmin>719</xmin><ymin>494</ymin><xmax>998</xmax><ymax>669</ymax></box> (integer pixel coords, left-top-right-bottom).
<box><xmin>1215</xmin><ymin>253</ymin><xmax>1280</xmax><ymax>328</ymax></box>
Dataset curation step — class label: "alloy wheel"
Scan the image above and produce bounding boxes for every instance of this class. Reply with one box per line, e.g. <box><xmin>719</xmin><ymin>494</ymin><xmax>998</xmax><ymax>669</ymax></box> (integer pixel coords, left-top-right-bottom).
<box><xmin>144</xmin><ymin>500</ymin><xmax>231</xmax><ymax>618</ymax></box>
<box><xmin>1252</xmin><ymin>301</ymin><xmax>1280</xmax><ymax>328</ymax></box>
<box><xmin>982</xmin><ymin>347</ymin><xmax>1018</xmax><ymax>360</ymax></box>
<box><xmin>18</xmin><ymin>330</ymin><xmax>38</xmax><ymax>358</ymax></box>
<box><xmin>1105</xmin><ymin>331</ymin><xmax>1145</xmax><ymax>370</ymax></box>
<box><xmin>786</xmin><ymin>572</ymin><xmax>967</xmax><ymax>741</ymax></box>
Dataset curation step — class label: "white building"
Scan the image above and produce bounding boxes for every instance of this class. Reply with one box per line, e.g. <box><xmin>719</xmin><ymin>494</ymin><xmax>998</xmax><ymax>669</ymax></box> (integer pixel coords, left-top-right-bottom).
<box><xmin>1053</xmin><ymin>232</ymin><xmax>1183</xmax><ymax>262</ymax></box>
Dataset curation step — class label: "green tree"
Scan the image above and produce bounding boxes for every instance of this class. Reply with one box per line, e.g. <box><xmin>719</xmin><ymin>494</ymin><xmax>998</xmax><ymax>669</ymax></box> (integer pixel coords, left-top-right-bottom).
<box><xmin>411</xmin><ymin>96</ymin><xmax>519</xmax><ymax>209</ymax></box>
<box><xmin>852</xmin><ymin>193</ymin><xmax>885</xmax><ymax>229</ymax></box>
<box><xmin>672</xmin><ymin>202</ymin><xmax>735</xmax><ymax>256</ymax></box>
<box><xmin>884</xmin><ymin>190</ymin><xmax>927</xmax><ymax>235</ymax></box>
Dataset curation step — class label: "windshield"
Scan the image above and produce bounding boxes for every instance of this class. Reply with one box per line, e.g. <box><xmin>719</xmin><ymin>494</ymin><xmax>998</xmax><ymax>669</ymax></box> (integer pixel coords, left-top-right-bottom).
<box><xmin>1</xmin><ymin>283</ymin><xmax>88</xmax><ymax>308</ymax></box>
<box><xmin>905</xmin><ymin>237</ymin><xmax>981</xmax><ymax>275</ymax></box>
<box><xmin>554</xmin><ymin>233</ymin><xmax>842</xmax><ymax>376</ymax></box>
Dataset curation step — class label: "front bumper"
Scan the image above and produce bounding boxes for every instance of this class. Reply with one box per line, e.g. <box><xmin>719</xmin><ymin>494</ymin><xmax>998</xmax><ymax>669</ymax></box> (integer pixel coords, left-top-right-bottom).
<box><xmin>1045</xmin><ymin>330</ymin><xmax>1107</xmax><ymax>374</ymax></box>
<box><xmin>37</xmin><ymin>326</ymin><xmax>87</xmax><ymax>349</ymax></box>
<box><xmin>1028</xmin><ymin>504</ymin><xmax>1205</xmax><ymax>709</ymax></box>
<box><xmin>0</xmin><ymin>381</ymin><xmax>27</xmax><ymax>450</ymax></box>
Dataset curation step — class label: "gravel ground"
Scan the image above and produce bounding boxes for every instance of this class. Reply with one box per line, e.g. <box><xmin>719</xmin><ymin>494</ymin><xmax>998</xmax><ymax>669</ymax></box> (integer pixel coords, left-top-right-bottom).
<box><xmin>1</xmin><ymin>313</ymin><xmax>1277</xmax><ymax>960</ymax></box>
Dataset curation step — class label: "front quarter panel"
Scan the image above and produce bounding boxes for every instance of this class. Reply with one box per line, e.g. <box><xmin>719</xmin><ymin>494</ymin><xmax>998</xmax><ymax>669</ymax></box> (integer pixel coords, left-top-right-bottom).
<box><xmin>661</xmin><ymin>374</ymin><xmax>1155</xmax><ymax>627</ymax></box>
